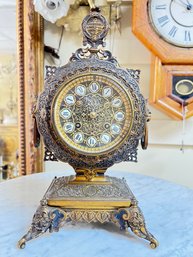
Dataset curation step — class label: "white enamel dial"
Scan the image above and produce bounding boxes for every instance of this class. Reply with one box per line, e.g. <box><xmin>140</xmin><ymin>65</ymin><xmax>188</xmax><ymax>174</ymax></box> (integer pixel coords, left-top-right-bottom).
<box><xmin>63</xmin><ymin>122</ymin><xmax>75</xmax><ymax>133</ymax></box>
<box><xmin>115</xmin><ymin>111</ymin><xmax>125</xmax><ymax>121</ymax></box>
<box><xmin>75</xmin><ymin>85</ymin><xmax>86</xmax><ymax>96</ymax></box>
<box><xmin>100</xmin><ymin>133</ymin><xmax>111</xmax><ymax>144</ymax></box>
<box><xmin>149</xmin><ymin>0</ymin><xmax>193</xmax><ymax>47</ymax></box>
<box><xmin>89</xmin><ymin>82</ymin><xmax>100</xmax><ymax>93</ymax></box>
<box><xmin>103</xmin><ymin>87</ymin><xmax>112</xmax><ymax>97</ymax></box>
<box><xmin>74</xmin><ymin>132</ymin><xmax>84</xmax><ymax>143</ymax></box>
<box><xmin>112</xmin><ymin>97</ymin><xmax>122</xmax><ymax>108</ymax></box>
<box><xmin>60</xmin><ymin>109</ymin><xmax>71</xmax><ymax>119</ymax></box>
<box><xmin>87</xmin><ymin>136</ymin><xmax>97</xmax><ymax>147</ymax></box>
<box><xmin>65</xmin><ymin>94</ymin><xmax>76</xmax><ymax>105</ymax></box>
<box><xmin>111</xmin><ymin>124</ymin><xmax>121</xmax><ymax>134</ymax></box>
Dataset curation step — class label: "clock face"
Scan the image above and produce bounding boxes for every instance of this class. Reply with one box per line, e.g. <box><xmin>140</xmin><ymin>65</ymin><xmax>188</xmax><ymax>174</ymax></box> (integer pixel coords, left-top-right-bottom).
<box><xmin>148</xmin><ymin>0</ymin><xmax>193</xmax><ymax>47</ymax></box>
<box><xmin>52</xmin><ymin>74</ymin><xmax>133</xmax><ymax>155</ymax></box>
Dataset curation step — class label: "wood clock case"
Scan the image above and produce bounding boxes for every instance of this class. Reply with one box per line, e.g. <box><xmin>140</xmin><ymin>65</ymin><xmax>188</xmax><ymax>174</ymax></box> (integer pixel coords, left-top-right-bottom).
<box><xmin>150</xmin><ymin>57</ymin><xmax>193</xmax><ymax>120</ymax></box>
<box><xmin>132</xmin><ymin>0</ymin><xmax>193</xmax><ymax>119</ymax></box>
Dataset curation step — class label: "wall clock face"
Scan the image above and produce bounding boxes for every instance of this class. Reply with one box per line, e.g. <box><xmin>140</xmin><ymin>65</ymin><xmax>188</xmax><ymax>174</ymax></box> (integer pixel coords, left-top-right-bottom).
<box><xmin>52</xmin><ymin>73</ymin><xmax>133</xmax><ymax>156</ymax></box>
<box><xmin>149</xmin><ymin>0</ymin><xmax>193</xmax><ymax>47</ymax></box>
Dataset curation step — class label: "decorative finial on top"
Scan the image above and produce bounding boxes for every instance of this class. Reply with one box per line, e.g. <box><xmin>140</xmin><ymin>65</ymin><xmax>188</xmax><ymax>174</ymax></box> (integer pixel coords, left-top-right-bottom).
<box><xmin>81</xmin><ymin>10</ymin><xmax>109</xmax><ymax>49</ymax></box>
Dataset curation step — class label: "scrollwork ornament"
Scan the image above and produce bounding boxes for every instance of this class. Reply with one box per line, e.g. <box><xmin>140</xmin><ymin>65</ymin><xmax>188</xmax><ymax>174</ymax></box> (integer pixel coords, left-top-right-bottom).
<box><xmin>83</xmin><ymin>169</ymin><xmax>98</xmax><ymax>181</ymax></box>
<box><xmin>45</xmin><ymin>65</ymin><xmax>57</xmax><ymax>78</ymax></box>
<box><xmin>44</xmin><ymin>148</ymin><xmax>58</xmax><ymax>162</ymax></box>
<box><xmin>114</xmin><ymin>206</ymin><xmax>158</xmax><ymax>248</ymax></box>
<box><xmin>18</xmin><ymin>200</ymin><xmax>158</xmax><ymax>249</ymax></box>
<box><xmin>82</xmin><ymin>10</ymin><xmax>109</xmax><ymax>48</ymax></box>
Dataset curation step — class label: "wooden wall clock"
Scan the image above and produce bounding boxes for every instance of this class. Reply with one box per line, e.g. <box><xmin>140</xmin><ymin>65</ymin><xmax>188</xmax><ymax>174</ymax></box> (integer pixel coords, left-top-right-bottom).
<box><xmin>150</xmin><ymin>56</ymin><xmax>193</xmax><ymax>119</ymax></box>
<box><xmin>18</xmin><ymin>10</ymin><xmax>158</xmax><ymax>249</ymax></box>
<box><xmin>133</xmin><ymin>0</ymin><xmax>193</xmax><ymax>119</ymax></box>
<box><xmin>132</xmin><ymin>0</ymin><xmax>193</xmax><ymax>64</ymax></box>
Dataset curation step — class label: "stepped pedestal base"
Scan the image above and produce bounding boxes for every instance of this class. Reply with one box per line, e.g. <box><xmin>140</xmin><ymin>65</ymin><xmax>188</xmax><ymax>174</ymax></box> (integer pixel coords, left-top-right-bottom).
<box><xmin>18</xmin><ymin>175</ymin><xmax>158</xmax><ymax>249</ymax></box>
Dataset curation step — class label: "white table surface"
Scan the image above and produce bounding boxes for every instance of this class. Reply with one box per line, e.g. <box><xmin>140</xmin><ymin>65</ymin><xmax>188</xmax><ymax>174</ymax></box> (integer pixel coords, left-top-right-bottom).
<box><xmin>0</xmin><ymin>169</ymin><xmax>193</xmax><ymax>257</ymax></box>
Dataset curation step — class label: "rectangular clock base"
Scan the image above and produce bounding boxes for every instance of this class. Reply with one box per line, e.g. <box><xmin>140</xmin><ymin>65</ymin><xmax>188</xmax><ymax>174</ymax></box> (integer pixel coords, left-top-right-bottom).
<box><xmin>18</xmin><ymin>175</ymin><xmax>158</xmax><ymax>249</ymax></box>
<box><xmin>46</xmin><ymin>175</ymin><xmax>133</xmax><ymax>209</ymax></box>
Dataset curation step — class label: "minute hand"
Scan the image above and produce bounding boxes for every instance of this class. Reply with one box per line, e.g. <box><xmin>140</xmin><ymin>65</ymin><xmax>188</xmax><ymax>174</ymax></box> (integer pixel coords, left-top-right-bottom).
<box><xmin>186</xmin><ymin>0</ymin><xmax>192</xmax><ymax>6</ymax></box>
<box><xmin>173</xmin><ymin>0</ymin><xmax>189</xmax><ymax>7</ymax></box>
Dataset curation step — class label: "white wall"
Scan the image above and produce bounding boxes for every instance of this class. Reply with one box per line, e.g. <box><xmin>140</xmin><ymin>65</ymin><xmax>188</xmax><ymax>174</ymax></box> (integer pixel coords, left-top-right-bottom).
<box><xmin>44</xmin><ymin>5</ymin><xmax>193</xmax><ymax>189</ymax></box>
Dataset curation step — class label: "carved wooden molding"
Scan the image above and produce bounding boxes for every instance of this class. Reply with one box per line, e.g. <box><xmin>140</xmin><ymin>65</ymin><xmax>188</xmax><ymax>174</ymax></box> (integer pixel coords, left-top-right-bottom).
<box><xmin>149</xmin><ymin>56</ymin><xmax>193</xmax><ymax>120</ymax></box>
<box><xmin>17</xmin><ymin>0</ymin><xmax>44</xmax><ymax>175</ymax></box>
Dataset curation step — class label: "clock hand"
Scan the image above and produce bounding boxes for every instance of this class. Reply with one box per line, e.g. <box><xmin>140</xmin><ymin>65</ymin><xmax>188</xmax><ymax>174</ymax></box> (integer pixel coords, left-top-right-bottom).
<box><xmin>174</xmin><ymin>0</ymin><xmax>188</xmax><ymax>7</ymax></box>
<box><xmin>186</xmin><ymin>0</ymin><xmax>192</xmax><ymax>9</ymax></box>
<box><xmin>174</xmin><ymin>0</ymin><xmax>192</xmax><ymax>10</ymax></box>
<box><xmin>179</xmin><ymin>0</ymin><xmax>189</xmax><ymax>5</ymax></box>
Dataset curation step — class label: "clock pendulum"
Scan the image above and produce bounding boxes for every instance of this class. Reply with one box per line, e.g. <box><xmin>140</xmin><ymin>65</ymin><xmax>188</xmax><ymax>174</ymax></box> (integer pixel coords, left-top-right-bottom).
<box><xmin>18</xmin><ymin>9</ymin><xmax>158</xmax><ymax>249</ymax></box>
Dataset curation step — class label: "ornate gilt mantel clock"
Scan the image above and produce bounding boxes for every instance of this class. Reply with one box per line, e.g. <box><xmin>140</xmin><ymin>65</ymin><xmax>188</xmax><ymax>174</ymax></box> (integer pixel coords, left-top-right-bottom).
<box><xmin>18</xmin><ymin>10</ymin><xmax>158</xmax><ymax>249</ymax></box>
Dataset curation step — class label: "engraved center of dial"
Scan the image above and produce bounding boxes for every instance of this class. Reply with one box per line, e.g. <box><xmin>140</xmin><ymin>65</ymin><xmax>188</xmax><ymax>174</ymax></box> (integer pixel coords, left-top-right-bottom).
<box><xmin>54</xmin><ymin>75</ymin><xmax>133</xmax><ymax>155</ymax></box>
<box><xmin>89</xmin><ymin>112</ymin><xmax>97</xmax><ymax>119</ymax></box>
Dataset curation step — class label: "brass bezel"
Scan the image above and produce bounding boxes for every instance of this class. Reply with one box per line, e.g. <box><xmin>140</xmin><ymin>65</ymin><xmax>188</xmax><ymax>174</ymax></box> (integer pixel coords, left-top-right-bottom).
<box><xmin>175</xmin><ymin>79</ymin><xmax>193</xmax><ymax>96</ymax></box>
<box><xmin>51</xmin><ymin>72</ymin><xmax>134</xmax><ymax>156</ymax></box>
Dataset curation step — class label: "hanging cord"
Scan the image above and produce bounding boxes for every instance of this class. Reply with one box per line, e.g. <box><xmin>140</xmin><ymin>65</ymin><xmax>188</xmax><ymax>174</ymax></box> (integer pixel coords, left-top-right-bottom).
<box><xmin>111</xmin><ymin>19</ymin><xmax>116</xmax><ymax>53</ymax></box>
<box><xmin>180</xmin><ymin>101</ymin><xmax>188</xmax><ymax>153</ymax></box>
<box><xmin>109</xmin><ymin>1</ymin><xmax>122</xmax><ymax>54</ymax></box>
<box><xmin>44</xmin><ymin>26</ymin><xmax>64</xmax><ymax>63</ymax></box>
<box><xmin>57</xmin><ymin>25</ymin><xmax>64</xmax><ymax>55</ymax></box>
<box><xmin>109</xmin><ymin>4</ymin><xmax>116</xmax><ymax>54</ymax></box>
<box><xmin>56</xmin><ymin>26</ymin><xmax>65</xmax><ymax>66</ymax></box>
<box><xmin>109</xmin><ymin>3</ymin><xmax>112</xmax><ymax>52</ymax></box>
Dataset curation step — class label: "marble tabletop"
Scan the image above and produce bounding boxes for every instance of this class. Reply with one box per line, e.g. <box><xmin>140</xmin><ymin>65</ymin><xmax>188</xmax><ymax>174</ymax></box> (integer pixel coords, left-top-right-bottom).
<box><xmin>0</xmin><ymin>169</ymin><xmax>193</xmax><ymax>257</ymax></box>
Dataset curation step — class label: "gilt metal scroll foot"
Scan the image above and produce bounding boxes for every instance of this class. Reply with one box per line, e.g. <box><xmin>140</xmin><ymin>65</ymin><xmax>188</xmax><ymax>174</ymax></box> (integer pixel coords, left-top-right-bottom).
<box><xmin>114</xmin><ymin>206</ymin><xmax>158</xmax><ymax>248</ymax></box>
<box><xmin>18</xmin><ymin>204</ymin><xmax>64</xmax><ymax>249</ymax></box>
